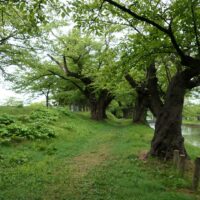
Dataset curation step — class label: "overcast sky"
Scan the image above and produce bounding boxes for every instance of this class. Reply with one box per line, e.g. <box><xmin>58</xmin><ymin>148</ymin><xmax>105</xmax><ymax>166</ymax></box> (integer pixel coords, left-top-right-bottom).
<box><xmin>0</xmin><ymin>76</ymin><xmax>45</xmax><ymax>105</ymax></box>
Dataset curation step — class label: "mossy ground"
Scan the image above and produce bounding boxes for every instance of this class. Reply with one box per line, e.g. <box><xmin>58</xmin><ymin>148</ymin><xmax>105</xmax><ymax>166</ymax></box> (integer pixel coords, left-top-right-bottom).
<box><xmin>0</xmin><ymin>106</ymin><xmax>200</xmax><ymax>200</ymax></box>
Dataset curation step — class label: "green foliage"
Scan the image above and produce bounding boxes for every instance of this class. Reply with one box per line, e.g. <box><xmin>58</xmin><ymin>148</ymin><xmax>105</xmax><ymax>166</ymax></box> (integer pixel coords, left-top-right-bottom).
<box><xmin>0</xmin><ymin>108</ymin><xmax>58</xmax><ymax>144</ymax></box>
<box><xmin>0</xmin><ymin>121</ymin><xmax>56</xmax><ymax>143</ymax></box>
<box><xmin>30</xmin><ymin>108</ymin><xmax>59</xmax><ymax>123</ymax></box>
<box><xmin>0</xmin><ymin>114</ymin><xmax>15</xmax><ymax>126</ymax></box>
<box><xmin>0</xmin><ymin>107</ymin><xmax>199</xmax><ymax>200</ymax></box>
<box><xmin>183</xmin><ymin>104</ymin><xmax>200</xmax><ymax>121</ymax></box>
<box><xmin>28</xmin><ymin>122</ymin><xmax>56</xmax><ymax>139</ymax></box>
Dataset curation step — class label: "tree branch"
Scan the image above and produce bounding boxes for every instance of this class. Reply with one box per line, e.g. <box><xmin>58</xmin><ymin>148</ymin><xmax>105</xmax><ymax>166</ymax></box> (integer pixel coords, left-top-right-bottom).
<box><xmin>48</xmin><ymin>70</ymin><xmax>85</xmax><ymax>93</ymax></box>
<box><xmin>48</xmin><ymin>54</ymin><xmax>81</xmax><ymax>78</ymax></box>
<box><xmin>125</xmin><ymin>74</ymin><xmax>138</xmax><ymax>88</ymax></box>
<box><xmin>104</xmin><ymin>0</ymin><xmax>169</xmax><ymax>34</ymax></box>
<box><xmin>0</xmin><ymin>32</ymin><xmax>16</xmax><ymax>45</ymax></box>
<box><xmin>48</xmin><ymin>54</ymin><xmax>64</xmax><ymax>72</ymax></box>
<box><xmin>191</xmin><ymin>1</ymin><xmax>200</xmax><ymax>56</ymax></box>
<box><xmin>104</xmin><ymin>0</ymin><xmax>186</xmax><ymax>61</ymax></box>
<box><xmin>146</xmin><ymin>63</ymin><xmax>163</xmax><ymax>116</ymax></box>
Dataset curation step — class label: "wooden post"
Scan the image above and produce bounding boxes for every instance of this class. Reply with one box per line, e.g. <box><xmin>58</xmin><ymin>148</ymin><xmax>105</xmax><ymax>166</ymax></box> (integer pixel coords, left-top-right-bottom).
<box><xmin>179</xmin><ymin>154</ymin><xmax>186</xmax><ymax>177</ymax></box>
<box><xmin>173</xmin><ymin>150</ymin><xmax>179</xmax><ymax>168</ymax></box>
<box><xmin>192</xmin><ymin>157</ymin><xmax>200</xmax><ymax>191</ymax></box>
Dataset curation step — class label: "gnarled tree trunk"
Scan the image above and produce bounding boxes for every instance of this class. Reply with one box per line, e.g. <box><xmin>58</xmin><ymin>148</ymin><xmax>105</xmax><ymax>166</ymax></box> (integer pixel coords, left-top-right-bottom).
<box><xmin>150</xmin><ymin>58</ymin><xmax>200</xmax><ymax>159</ymax></box>
<box><xmin>133</xmin><ymin>88</ymin><xmax>148</xmax><ymax>124</ymax></box>
<box><xmin>89</xmin><ymin>90</ymin><xmax>113</xmax><ymax>120</ymax></box>
<box><xmin>125</xmin><ymin>63</ymin><xmax>162</xmax><ymax>124</ymax></box>
<box><xmin>150</xmin><ymin>74</ymin><xmax>187</xmax><ymax>159</ymax></box>
<box><xmin>90</xmin><ymin>101</ymin><xmax>107</xmax><ymax>120</ymax></box>
<box><xmin>125</xmin><ymin>74</ymin><xmax>149</xmax><ymax>124</ymax></box>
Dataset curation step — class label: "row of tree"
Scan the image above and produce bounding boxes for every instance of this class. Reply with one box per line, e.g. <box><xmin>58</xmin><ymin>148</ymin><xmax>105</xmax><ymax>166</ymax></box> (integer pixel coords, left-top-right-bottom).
<box><xmin>1</xmin><ymin>0</ymin><xmax>200</xmax><ymax>160</ymax></box>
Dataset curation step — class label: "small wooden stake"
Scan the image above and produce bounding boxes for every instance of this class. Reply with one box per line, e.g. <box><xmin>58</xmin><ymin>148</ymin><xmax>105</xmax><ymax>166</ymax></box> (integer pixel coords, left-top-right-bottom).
<box><xmin>173</xmin><ymin>150</ymin><xmax>179</xmax><ymax>168</ymax></box>
<box><xmin>192</xmin><ymin>157</ymin><xmax>200</xmax><ymax>191</ymax></box>
<box><xmin>179</xmin><ymin>154</ymin><xmax>186</xmax><ymax>177</ymax></box>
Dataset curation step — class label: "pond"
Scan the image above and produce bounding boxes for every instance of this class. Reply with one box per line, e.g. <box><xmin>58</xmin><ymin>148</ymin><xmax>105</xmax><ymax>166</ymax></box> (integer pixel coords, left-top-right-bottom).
<box><xmin>149</xmin><ymin>123</ymin><xmax>200</xmax><ymax>147</ymax></box>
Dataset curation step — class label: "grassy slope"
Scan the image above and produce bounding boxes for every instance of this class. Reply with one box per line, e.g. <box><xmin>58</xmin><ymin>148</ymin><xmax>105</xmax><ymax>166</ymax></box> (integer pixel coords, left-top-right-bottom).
<box><xmin>0</xmin><ymin>107</ymin><xmax>200</xmax><ymax>200</ymax></box>
<box><xmin>183</xmin><ymin>120</ymin><xmax>200</xmax><ymax>126</ymax></box>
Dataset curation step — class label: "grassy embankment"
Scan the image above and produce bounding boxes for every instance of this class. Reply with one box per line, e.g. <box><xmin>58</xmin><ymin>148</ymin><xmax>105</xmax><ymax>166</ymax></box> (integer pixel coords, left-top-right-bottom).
<box><xmin>183</xmin><ymin>120</ymin><xmax>200</xmax><ymax>126</ymax></box>
<box><xmin>0</xmin><ymin>106</ymin><xmax>200</xmax><ymax>200</ymax></box>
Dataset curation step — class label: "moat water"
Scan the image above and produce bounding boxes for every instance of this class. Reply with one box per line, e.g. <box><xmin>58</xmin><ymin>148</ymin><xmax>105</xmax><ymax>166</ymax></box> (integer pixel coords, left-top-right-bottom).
<box><xmin>149</xmin><ymin>123</ymin><xmax>200</xmax><ymax>147</ymax></box>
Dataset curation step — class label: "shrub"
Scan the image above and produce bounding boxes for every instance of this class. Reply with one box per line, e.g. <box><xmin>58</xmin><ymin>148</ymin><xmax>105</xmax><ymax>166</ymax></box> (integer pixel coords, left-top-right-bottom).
<box><xmin>17</xmin><ymin>115</ymin><xmax>30</xmax><ymax>123</ymax></box>
<box><xmin>30</xmin><ymin>109</ymin><xmax>58</xmax><ymax>123</ymax></box>
<box><xmin>0</xmin><ymin>114</ymin><xmax>15</xmax><ymax>126</ymax></box>
<box><xmin>28</xmin><ymin>122</ymin><xmax>56</xmax><ymax>139</ymax></box>
<box><xmin>0</xmin><ymin>122</ymin><xmax>56</xmax><ymax>144</ymax></box>
<box><xmin>0</xmin><ymin>109</ymin><xmax>57</xmax><ymax>144</ymax></box>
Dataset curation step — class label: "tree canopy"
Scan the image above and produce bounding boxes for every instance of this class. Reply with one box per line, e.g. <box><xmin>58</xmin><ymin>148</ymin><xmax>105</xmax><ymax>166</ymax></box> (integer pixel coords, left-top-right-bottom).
<box><xmin>1</xmin><ymin>0</ymin><xmax>200</xmax><ymax>159</ymax></box>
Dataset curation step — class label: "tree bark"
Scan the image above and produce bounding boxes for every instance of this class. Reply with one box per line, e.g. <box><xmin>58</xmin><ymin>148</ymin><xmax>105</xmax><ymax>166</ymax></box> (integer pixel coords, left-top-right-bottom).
<box><xmin>125</xmin><ymin>64</ymin><xmax>162</xmax><ymax>124</ymax></box>
<box><xmin>146</xmin><ymin>63</ymin><xmax>163</xmax><ymax>117</ymax></box>
<box><xmin>45</xmin><ymin>92</ymin><xmax>49</xmax><ymax>108</ymax></box>
<box><xmin>90</xmin><ymin>101</ymin><xmax>107</xmax><ymax>120</ymax></box>
<box><xmin>149</xmin><ymin>73</ymin><xmax>187</xmax><ymax>159</ymax></box>
<box><xmin>89</xmin><ymin>90</ymin><xmax>113</xmax><ymax>120</ymax></box>
<box><xmin>133</xmin><ymin>88</ymin><xmax>148</xmax><ymax>124</ymax></box>
<box><xmin>125</xmin><ymin>74</ymin><xmax>149</xmax><ymax>124</ymax></box>
<box><xmin>103</xmin><ymin>0</ymin><xmax>200</xmax><ymax>159</ymax></box>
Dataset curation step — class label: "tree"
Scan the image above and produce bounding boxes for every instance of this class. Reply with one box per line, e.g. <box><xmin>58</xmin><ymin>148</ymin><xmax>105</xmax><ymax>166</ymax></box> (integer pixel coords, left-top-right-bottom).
<box><xmin>72</xmin><ymin>0</ymin><xmax>200</xmax><ymax>158</ymax></box>
<box><xmin>0</xmin><ymin>1</ymin><xmax>50</xmax><ymax>73</ymax></box>
<box><xmin>51</xmin><ymin>79</ymin><xmax>89</xmax><ymax>110</ymax></box>
<box><xmin>13</xmin><ymin>73</ymin><xmax>57</xmax><ymax>108</ymax></box>
<box><xmin>47</xmin><ymin>30</ymin><xmax>116</xmax><ymax>120</ymax></box>
<box><xmin>103</xmin><ymin>0</ymin><xmax>200</xmax><ymax>159</ymax></box>
<box><xmin>125</xmin><ymin>63</ymin><xmax>164</xmax><ymax>124</ymax></box>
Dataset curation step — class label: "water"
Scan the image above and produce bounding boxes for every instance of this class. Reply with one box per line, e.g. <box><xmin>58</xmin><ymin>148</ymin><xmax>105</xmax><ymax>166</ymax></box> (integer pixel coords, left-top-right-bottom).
<box><xmin>149</xmin><ymin>123</ymin><xmax>200</xmax><ymax>147</ymax></box>
<box><xmin>182</xmin><ymin>125</ymin><xmax>200</xmax><ymax>147</ymax></box>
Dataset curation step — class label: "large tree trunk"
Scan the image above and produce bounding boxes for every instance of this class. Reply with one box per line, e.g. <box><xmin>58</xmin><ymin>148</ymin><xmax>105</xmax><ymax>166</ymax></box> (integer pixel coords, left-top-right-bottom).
<box><xmin>89</xmin><ymin>90</ymin><xmax>113</xmax><ymax>120</ymax></box>
<box><xmin>125</xmin><ymin>64</ymin><xmax>163</xmax><ymax>124</ymax></box>
<box><xmin>150</xmin><ymin>57</ymin><xmax>200</xmax><ymax>159</ymax></box>
<box><xmin>90</xmin><ymin>101</ymin><xmax>107</xmax><ymax>120</ymax></box>
<box><xmin>125</xmin><ymin>74</ymin><xmax>149</xmax><ymax>124</ymax></box>
<box><xmin>149</xmin><ymin>74</ymin><xmax>187</xmax><ymax>159</ymax></box>
<box><xmin>133</xmin><ymin>90</ymin><xmax>148</xmax><ymax>124</ymax></box>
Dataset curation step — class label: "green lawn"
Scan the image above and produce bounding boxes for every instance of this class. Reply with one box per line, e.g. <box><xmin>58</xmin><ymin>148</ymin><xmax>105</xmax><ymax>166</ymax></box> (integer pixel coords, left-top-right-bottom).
<box><xmin>0</xmin><ymin>106</ymin><xmax>200</xmax><ymax>200</ymax></box>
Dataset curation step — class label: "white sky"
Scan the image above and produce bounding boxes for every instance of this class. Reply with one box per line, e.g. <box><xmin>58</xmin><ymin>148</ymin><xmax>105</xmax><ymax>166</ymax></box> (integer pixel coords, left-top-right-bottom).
<box><xmin>0</xmin><ymin>76</ymin><xmax>45</xmax><ymax>105</ymax></box>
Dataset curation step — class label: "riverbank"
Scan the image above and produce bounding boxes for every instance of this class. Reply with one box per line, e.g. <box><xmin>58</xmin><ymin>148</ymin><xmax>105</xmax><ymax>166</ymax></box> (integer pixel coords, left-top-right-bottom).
<box><xmin>0</xmin><ymin>107</ymin><xmax>200</xmax><ymax>200</ymax></box>
<box><xmin>183</xmin><ymin>120</ymin><xmax>200</xmax><ymax>126</ymax></box>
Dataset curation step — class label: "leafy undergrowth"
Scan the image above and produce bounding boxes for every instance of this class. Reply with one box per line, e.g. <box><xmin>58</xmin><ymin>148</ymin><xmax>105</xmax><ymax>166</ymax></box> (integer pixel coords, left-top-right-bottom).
<box><xmin>0</xmin><ymin>108</ymin><xmax>58</xmax><ymax>144</ymax></box>
<box><xmin>0</xmin><ymin>106</ymin><xmax>200</xmax><ymax>200</ymax></box>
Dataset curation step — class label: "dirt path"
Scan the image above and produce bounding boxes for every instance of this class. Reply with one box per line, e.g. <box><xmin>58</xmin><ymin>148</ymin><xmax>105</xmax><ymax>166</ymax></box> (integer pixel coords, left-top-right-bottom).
<box><xmin>71</xmin><ymin>144</ymin><xmax>109</xmax><ymax>178</ymax></box>
<box><xmin>43</xmin><ymin>144</ymin><xmax>110</xmax><ymax>200</ymax></box>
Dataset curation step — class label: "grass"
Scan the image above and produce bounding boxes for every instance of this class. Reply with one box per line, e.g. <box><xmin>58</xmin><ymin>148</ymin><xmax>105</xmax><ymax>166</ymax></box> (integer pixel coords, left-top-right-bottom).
<box><xmin>183</xmin><ymin>120</ymin><xmax>200</xmax><ymax>126</ymax></box>
<box><xmin>0</xmin><ymin>106</ymin><xmax>200</xmax><ymax>200</ymax></box>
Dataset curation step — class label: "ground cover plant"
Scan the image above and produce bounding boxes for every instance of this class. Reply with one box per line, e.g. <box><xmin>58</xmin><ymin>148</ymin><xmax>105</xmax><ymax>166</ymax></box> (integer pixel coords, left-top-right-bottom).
<box><xmin>0</xmin><ymin>108</ymin><xmax>58</xmax><ymax>144</ymax></box>
<box><xmin>0</xmin><ymin>106</ymin><xmax>200</xmax><ymax>200</ymax></box>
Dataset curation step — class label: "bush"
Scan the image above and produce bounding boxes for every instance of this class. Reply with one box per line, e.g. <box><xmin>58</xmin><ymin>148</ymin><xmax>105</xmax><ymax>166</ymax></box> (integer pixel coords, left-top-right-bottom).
<box><xmin>0</xmin><ymin>114</ymin><xmax>15</xmax><ymax>126</ymax></box>
<box><xmin>6</xmin><ymin>123</ymin><xmax>29</xmax><ymax>138</ymax></box>
<box><xmin>28</xmin><ymin>122</ymin><xmax>56</xmax><ymax>139</ymax></box>
<box><xmin>0</xmin><ymin>111</ymin><xmax>57</xmax><ymax>144</ymax></box>
<box><xmin>30</xmin><ymin>109</ymin><xmax>58</xmax><ymax>123</ymax></box>
<box><xmin>17</xmin><ymin>115</ymin><xmax>30</xmax><ymax>123</ymax></box>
